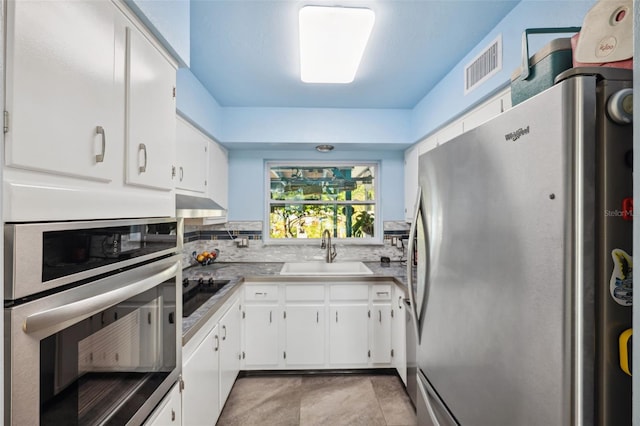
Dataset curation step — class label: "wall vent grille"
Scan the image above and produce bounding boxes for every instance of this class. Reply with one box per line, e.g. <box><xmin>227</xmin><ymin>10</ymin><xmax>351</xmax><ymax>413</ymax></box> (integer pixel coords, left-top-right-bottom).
<box><xmin>464</xmin><ymin>35</ymin><xmax>502</xmax><ymax>94</ymax></box>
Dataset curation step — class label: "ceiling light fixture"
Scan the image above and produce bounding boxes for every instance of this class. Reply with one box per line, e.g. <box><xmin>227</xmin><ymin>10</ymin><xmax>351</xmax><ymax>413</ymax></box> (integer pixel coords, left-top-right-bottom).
<box><xmin>315</xmin><ymin>144</ymin><xmax>335</xmax><ymax>152</ymax></box>
<box><xmin>299</xmin><ymin>6</ymin><xmax>375</xmax><ymax>84</ymax></box>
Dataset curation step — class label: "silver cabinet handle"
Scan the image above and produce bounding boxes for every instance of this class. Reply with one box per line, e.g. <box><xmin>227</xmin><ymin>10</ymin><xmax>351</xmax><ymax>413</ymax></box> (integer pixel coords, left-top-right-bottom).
<box><xmin>95</xmin><ymin>126</ymin><xmax>106</xmax><ymax>163</ymax></box>
<box><xmin>317</xmin><ymin>311</ymin><xmax>319</xmax><ymax>323</ymax></box>
<box><xmin>379</xmin><ymin>310</ymin><xmax>382</xmax><ymax>323</ymax></box>
<box><xmin>139</xmin><ymin>143</ymin><xmax>147</xmax><ymax>173</ymax></box>
<box><xmin>179</xmin><ymin>166</ymin><xmax>184</xmax><ymax>181</ymax></box>
<box><xmin>269</xmin><ymin>311</ymin><xmax>272</xmax><ymax>323</ymax></box>
<box><xmin>336</xmin><ymin>311</ymin><xmax>338</xmax><ymax>323</ymax></box>
<box><xmin>222</xmin><ymin>324</ymin><xmax>227</xmax><ymax>340</ymax></box>
<box><xmin>377</xmin><ymin>291</ymin><xmax>389</xmax><ymax>296</ymax></box>
<box><xmin>255</xmin><ymin>292</ymin><xmax>266</xmax><ymax>296</ymax></box>
<box><xmin>214</xmin><ymin>334</ymin><xmax>219</xmax><ymax>351</ymax></box>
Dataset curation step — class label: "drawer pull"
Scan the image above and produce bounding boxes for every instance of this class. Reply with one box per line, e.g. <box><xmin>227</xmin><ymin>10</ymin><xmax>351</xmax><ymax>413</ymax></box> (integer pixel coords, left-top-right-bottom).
<box><xmin>95</xmin><ymin>126</ymin><xmax>106</xmax><ymax>163</ymax></box>
<box><xmin>376</xmin><ymin>291</ymin><xmax>390</xmax><ymax>296</ymax></box>
<box><xmin>138</xmin><ymin>143</ymin><xmax>148</xmax><ymax>173</ymax></box>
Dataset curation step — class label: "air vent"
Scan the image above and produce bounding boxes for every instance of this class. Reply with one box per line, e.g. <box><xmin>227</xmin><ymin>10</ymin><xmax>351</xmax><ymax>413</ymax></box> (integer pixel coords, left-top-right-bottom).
<box><xmin>464</xmin><ymin>35</ymin><xmax>502</xmax><ymax>94</ymax></box>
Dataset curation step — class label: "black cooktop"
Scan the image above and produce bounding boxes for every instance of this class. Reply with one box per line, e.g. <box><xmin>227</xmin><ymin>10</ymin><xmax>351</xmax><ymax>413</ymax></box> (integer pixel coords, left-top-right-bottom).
<box><xmin>182</xmin><ymin>278</ymin><xmax>231</xmax><ymax>317</ymax></box>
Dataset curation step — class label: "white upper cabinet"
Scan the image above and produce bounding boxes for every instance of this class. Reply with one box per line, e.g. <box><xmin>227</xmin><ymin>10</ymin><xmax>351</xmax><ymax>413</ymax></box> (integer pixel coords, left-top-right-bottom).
<box><xmin>175</xmin><ymin>116</ymin><xmax>208</xmax><ymax>194</ymax></box>
<box><xmin>3</xmin><ymin>0</ymin><xmax>178</xmax><ymax>221</ymax></box>
<box><xmin>125</xmin><ymin>26</ymin><xmax>176</xmax><ymax>191</ymax></box>
<box><xmin>207</xmin><ymin>139</ymin><xmax>229</xmax><ymax>209</ymax></box>
<box><xmin>5</xmin><ymin>0</ymin><xmax>120</xmax><ymax>182</ymax></box>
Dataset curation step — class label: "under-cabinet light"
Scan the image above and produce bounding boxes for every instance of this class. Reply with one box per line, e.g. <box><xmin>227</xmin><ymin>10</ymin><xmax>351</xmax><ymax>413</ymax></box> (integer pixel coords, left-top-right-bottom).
<box><xmin>299</xmin><ymin>6</ymin><xmax>375</xmax><ymax>84</ymax></box>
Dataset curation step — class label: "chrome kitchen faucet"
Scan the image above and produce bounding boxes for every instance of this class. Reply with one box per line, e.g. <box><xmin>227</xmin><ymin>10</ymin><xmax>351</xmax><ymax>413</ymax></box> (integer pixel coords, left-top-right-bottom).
<box><xmin>321</xmin><ymin>229</ymin><xmax>337</xmax><ymax>263</ymax></box>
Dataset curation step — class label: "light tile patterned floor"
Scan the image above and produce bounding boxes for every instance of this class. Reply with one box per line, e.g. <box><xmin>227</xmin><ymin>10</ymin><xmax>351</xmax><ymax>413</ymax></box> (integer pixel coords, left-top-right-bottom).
<box><xmin>217</xmin><ymin>374</ymin><xmax>417</xmax><ymax>426</ymax></box>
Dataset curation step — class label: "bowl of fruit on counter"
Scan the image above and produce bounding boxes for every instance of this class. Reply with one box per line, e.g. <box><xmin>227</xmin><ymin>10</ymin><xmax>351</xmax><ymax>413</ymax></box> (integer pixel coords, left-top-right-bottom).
<box><xmin>193</xmin><ymin>249</ymin><xmax>220</xmax><ymax>266</ymax></box>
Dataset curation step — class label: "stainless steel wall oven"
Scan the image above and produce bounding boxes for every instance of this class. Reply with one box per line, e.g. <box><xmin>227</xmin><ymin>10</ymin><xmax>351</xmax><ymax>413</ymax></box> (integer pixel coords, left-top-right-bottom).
<box><xmin>4</xmin><ymin>218</ymin><xmax>183</xmax><ymax>425</ymax></box>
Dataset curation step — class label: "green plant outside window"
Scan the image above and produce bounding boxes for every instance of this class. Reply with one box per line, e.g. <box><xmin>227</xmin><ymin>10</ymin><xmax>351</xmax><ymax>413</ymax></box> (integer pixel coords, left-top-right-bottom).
<box><xmin>267</xmin><ymin>163</ymin><xmax>378</xmax><ymax>241</ymax></box>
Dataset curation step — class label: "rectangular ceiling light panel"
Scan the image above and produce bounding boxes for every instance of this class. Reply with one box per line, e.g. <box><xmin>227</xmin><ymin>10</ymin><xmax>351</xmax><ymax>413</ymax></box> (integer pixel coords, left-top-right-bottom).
<box><xmin>299</xmin><ymin>6</ymin><xmax>375</xmax><ymax>84</ymax></box>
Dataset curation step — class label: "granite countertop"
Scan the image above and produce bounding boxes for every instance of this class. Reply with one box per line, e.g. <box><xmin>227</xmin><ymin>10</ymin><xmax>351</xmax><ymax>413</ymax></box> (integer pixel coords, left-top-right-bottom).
<box><xmin>181</xmin><ymin>261</ymin><xmax>408</xmax><ymax>344</ymax></box>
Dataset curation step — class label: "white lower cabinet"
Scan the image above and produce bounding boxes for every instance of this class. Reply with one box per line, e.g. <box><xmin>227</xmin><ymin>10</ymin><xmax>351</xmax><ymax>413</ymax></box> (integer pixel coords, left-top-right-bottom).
<box><xmin>371</xmin><ymin>284</ymin><xmax>393</xmax><ymax>364</ymax></box>
<box><xmin>393</xmin><ymin>288</ymin><xmax>408</xmax><ymax>385</ymax></box>
<box><xmin>182</xmin><ymin>324</ymin><xmax>220</xmax><ymax>426</ymax></box>
<box><xmin>241</xmin><ymin>281</ymin><xmax>402</xmax><ymax>370</ymax></box>
<box><xmin>243</xmin><ymin>285</ymin><xmax>280</xmax><ymax>368</ymax></box>
<box><xmin>329</xmin><ymin>304</ymin><xmax>370</xmax><ymax>366</ymax></box>
<box><xmin>328</xmin><ymin>284</ymin><xmax>370</xmax><ymax>366</ymax></box>
<box><xmin>219</xmin><ymin>298</ymin><xmax>242</xmax><ymax>407</ymax></box>
<box><xmin>371</xmin><ymin>303</ymin><xmax>392</xmax><ymax>364</ymax></box>
<box><xmin>285</xmin><ymin>304</ymin><xmax>325</xmax><ymax>366</ymax></box>
<box><xmin>144</xmin><ymin>383</ymin><xmax>181</xmax><ymax>426</ymax></box>
<box><xmin>243</xmin><ymin>304</ymin><xmax>280</xmax><ymax>367</ymax></box>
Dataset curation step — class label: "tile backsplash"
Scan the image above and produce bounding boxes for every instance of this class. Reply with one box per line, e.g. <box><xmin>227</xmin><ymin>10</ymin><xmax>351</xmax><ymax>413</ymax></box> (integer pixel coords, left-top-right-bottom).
<box><xmin>181</xmin><ymin>221</ymin><xmax>410</xmax><ymax>269</ymax></box>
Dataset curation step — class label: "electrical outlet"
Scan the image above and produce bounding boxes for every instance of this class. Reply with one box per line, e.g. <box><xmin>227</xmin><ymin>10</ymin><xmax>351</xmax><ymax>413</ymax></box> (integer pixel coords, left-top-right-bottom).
<box><xmin>391</xmin><ymin>237</ymin><xmax>398</xmax><ymax>246</ymax></box>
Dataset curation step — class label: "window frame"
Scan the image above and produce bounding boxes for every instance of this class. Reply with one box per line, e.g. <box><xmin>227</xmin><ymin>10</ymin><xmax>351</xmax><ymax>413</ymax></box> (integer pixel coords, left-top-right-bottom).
<box><xmin>264</xmin><ymin>160</ymin><xmax>382</xmax><ymax>245</ymax></box>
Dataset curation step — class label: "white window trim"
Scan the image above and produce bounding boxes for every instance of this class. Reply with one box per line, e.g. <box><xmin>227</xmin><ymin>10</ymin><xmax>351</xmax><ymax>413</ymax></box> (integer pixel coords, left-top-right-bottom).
<box><xmin>264</xmin><ymin>160</ymin><xmax>382</xmax><ymax>245</ymax></box>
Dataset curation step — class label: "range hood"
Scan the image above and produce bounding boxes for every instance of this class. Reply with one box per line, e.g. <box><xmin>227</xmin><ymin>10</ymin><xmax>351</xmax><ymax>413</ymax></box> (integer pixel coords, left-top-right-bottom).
<box><xmin>175</xmin><ymin>194</ymin><xmax>227</xmax><ymax>220</ymax></box>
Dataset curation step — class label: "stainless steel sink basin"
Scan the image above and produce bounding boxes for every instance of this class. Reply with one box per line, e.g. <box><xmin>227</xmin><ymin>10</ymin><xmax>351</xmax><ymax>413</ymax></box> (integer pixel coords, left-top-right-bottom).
<box><xmin>280</xmin><ymin>261</ymin><xmax>373</xmax><ymax>275</ymax></box>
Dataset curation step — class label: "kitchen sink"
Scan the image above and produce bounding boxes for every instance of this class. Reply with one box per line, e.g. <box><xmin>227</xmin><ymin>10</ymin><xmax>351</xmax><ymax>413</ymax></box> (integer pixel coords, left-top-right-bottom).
<box><xmin>279</xmin><ymin>261</ymin><xmax>373</xmax><ymax>276</ymax></box>
<box><xmin>182</xmin><ymin>278</ymin><xmax>231</xmax><ymax>317</ymax></box>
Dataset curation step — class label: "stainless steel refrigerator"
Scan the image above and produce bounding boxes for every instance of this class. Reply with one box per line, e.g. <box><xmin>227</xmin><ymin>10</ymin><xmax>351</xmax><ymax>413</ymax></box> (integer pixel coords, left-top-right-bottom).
<box><xmin>407</xmin><ymin>67</ymin><xmax>633</xmax><ymax>426</ymax></box>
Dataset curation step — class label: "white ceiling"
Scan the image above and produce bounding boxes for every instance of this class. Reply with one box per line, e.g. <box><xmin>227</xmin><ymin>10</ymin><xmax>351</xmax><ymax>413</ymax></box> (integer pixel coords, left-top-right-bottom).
<box><xmin>189</xmin><ymin>0</ymin><xmax>521</xmax><ymax>109</ymax></box>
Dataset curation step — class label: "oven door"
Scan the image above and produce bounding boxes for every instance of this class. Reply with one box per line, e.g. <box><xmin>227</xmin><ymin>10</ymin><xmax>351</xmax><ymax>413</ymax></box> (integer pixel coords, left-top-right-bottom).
<box><xmin>4</xmin><ymin>255</ymin><xmax>181</xmax><ymax>426</ymax></box>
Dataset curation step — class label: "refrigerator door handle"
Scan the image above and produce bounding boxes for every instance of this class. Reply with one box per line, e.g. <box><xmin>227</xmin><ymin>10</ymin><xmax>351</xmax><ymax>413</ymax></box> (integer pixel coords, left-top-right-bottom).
<box><xmin>407</xmin><ymin>187</ymin><xmax>422</xmax><ymax>341</ymax></box>
<box><xmin>417</xmin><ymin>370</ymin><xmax>459</xmax><ymax>426</ymax></box>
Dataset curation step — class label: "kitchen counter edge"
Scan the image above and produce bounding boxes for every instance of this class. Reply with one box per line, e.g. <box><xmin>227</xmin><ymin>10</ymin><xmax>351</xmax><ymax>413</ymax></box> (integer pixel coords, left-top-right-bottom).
<box><xmin>181</xmin><ymin>261</ymin><xmax>408</xmax><ymax>345</ymax></box>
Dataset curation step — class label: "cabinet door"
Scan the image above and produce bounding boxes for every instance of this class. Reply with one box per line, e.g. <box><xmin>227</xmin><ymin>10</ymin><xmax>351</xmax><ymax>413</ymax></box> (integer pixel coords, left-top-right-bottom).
<box><xmin>219</xmin><ymin>298</ymin><xmax>241</xmax><ymax>407</ymax></box>
<box><xmin>285</xmin><ymin>304</ymin><xmax>325</xmax><ymax>366</ymax></box>
<box><xmin>125</xmin><ymin>26</ymin><xmax>176</xmax><ymax>191</ymax></box>
<box><xmin>144</xmin><ymin>383</ymin><xmax>181</xmax><ymax>426</ymax></box>
<box><xmin>182</xmin><ymin>325</ymin><xmax>220</xmax><ymax>426</ymax></box>
<box><xmin>207</xmin><ymin>140</ymin><xmax>228</xmax><ymax>208</ymax></box>
<box><xmin>371</xmin><ymin>303</ymin><xmax>392</xmax><ymax>364</ymax></box>
<box><xmin>175</xmin><ymin>116</ymin><xmax>207</xmax><ymax>193</ymax></box>
<box><xmin>393</xmin><ymin>293</ymin><xmax>407</xmax><ymax>385</ymax></box>
<box><xmin>329</xmin><ymin>304</ymin><xmax>369</xmax><ymax>366</ymax></box>
<box><xmin>5</xmin><ymin>0</ymin><xmax>120</xmax><ymax>182</ymax></box>
<box><xmin>243</xmin><ymin>305</ymin><xmax>279</xmax><ymax>367</ymax></box>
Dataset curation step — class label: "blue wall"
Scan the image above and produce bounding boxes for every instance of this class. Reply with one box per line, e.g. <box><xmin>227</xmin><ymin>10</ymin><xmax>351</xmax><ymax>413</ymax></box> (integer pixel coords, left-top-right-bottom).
<box><xmin>176</xmin><ymin>68</ymin><xmax>224</xmax><ymax>141</ymax></box>
<box><xmin>411</xmin><ymin>0</ymin><xmax>595</xmax><ymax>141</ymax></box>
<box><xmin>166</xmin><ymin>0</ymin><xmax>598</xmax><ymax>223</ymax></box>
<box><xmin>221</xmin><ymin>107</ymin><xmax>411</xmax><ymax>145</ymax></box>
<box><xmin>126</xmin><ymin>0</ymin><xmax>191</xmax><ymax>66</ymax></box>
<box><xmin>228</xmin><ymin>149</ymin><xmax>405</xmax><ymax>222</ymax></box>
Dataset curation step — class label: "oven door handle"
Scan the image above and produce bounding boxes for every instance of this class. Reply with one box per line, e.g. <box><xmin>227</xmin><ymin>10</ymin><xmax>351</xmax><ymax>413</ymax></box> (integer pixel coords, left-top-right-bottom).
<box><xmin>23</xmin><ymin>262</ymin><xmax>180</xmax><ymax>335</ymax></box>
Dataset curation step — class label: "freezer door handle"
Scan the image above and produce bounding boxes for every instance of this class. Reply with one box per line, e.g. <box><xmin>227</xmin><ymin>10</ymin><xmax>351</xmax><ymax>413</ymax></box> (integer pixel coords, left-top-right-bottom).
<box><xmin>417</xmin><ymin>370</ymin><xmax>459</xmax><ymax>426</ymax></box>
<box><xmin>407</xmin><ymin>187</ymin><xmax>421</xmax><ymax>341</ymax></box>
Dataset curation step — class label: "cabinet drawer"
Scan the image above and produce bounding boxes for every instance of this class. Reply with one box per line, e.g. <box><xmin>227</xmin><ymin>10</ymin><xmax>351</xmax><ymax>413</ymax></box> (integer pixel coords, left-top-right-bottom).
<box><xmin>245</xmin><ymin>285</ymin><xmax>279</xmax><ymax>301</ymax></box>
<box><xmin>372</xmin><ymin>284</ymin><xmax>392</xmax><ymax>300</ymax></box>
<box><xmin>330</xmin><ymin>284</ymin><xmax>368</xmax><ymax>301</ymax></box>
<box><xmin>286</xmin><ymin>285</ymin><xmax>325</xmax><ymax>301</ymax></box>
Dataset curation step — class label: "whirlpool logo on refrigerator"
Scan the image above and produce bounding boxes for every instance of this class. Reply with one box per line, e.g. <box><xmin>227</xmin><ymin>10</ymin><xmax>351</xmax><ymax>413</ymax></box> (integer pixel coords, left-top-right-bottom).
<box><xmin>504</xmin><ymin>125</ymin><xmax>530</xmax><ymax>141</ymax></box>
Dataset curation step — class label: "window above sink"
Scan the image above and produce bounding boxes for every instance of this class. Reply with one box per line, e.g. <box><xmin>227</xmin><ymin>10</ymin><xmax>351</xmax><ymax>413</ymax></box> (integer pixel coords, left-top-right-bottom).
<box><xmin>265</xmin><ymin>161</ymin><xmax>380</xmax><ymax>245</ymax></box>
